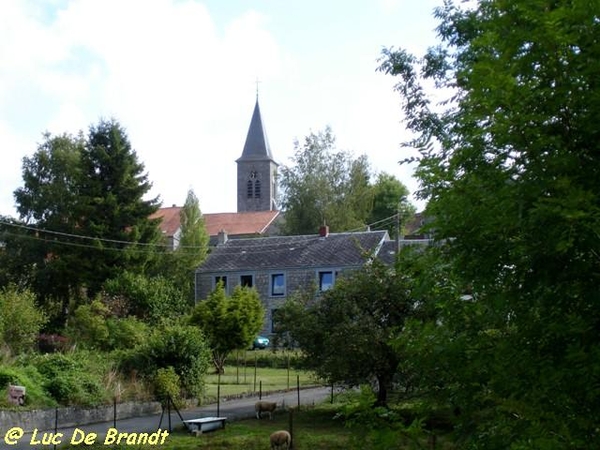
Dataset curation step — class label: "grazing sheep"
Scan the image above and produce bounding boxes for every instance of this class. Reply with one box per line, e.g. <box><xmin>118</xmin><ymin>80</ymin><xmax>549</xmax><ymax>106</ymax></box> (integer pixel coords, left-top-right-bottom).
<box><xmin>270</xmin><ymin>430</ymin><xmax>291</xmax><ymax>450</ymax></box>
<box><xmin>255</xmin><ymin>400</ymin><xmax>277</xmax><ymax>419</ymax></box>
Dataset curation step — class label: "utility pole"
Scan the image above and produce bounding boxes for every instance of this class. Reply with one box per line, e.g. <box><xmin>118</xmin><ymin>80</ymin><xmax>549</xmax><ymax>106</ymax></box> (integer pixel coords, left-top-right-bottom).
<box><xmin>395</xmin><ymin>209</ymin><xmax>400</xmax><ymax>254</ymax></box>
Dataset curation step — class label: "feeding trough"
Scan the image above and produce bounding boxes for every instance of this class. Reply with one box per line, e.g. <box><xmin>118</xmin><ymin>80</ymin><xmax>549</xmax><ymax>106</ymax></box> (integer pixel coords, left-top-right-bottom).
<box><xmin>184</xmin><ymin>417</ymin><xmax>227</xmax><ymax>434</ymax></box>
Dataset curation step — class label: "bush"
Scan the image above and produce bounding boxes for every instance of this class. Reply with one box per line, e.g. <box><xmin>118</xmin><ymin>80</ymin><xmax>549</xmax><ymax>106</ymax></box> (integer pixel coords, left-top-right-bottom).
<box><xmin>0</xmin><ymin>285</ymin><xmax>47</xmax><ymax>354</ymax></box>
<box><xmin>65</xmin><ymin>300</ymin><xmax>110</xmax><ymax>349</ymax></box>
<box><xmin>153</xmin><ymin>367</ymin><xmax>181</xmax><ymax>404</ymax></box>
<box><xmin>0</xmin><ymin>365</ymin><xmax>56</xmax><ymax>408</ymax></box>
<box><xmin>225</xmin><ymin>349</ymin><xmax>306</xmax><ymax>369</ymax></box>
<box><xmin>31</xmin><ymin>353</ymin><xmax>107</xmax><ymax>406</ymax></box>
<box><xmin>118</xmin><ymin>323</ymin><xmax>210</xmax><ymax>399</ymax></box>
<box><xmin>106</xmin><ymin>316</ymin><xmax>148</xmax><ymax>350</ymax></box>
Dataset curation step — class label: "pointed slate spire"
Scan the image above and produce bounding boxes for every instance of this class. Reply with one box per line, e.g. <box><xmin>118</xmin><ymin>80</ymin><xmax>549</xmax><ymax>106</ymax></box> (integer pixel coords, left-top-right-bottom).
<box><xmin>237</xmin><ymin>98</ymin><xmax>275</xmax><ymax>162</ymax></box>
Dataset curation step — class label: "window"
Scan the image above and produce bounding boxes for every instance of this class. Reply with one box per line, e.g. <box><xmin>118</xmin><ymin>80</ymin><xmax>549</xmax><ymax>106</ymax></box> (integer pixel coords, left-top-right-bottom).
<box><xmin>254</xmin><ymin>179</ymin><xmax>261</xmax><ymax>198</ymax></box>
<box><xmin>214</xmin><ymin>276</ymin><xmax>227</xmax><ymax>290</ymax></box>
<box><xmin>271</xmin><ymin>273</ymin><xmax>285</xmax><ymax>296</ymax></box>
<box><xmin>240</xmin><ymin>274</ymin><xmax>253</xmax><ymax>288</ymax></box>
<box><xmin>247</xmin><ymin>180</ymin><xmax>253</xmax><ymax>198</ymax></box>
<box><xmin>318</xmin><ymin>271</ymin><xmax>334</xmax><ymax>292</ymax></box>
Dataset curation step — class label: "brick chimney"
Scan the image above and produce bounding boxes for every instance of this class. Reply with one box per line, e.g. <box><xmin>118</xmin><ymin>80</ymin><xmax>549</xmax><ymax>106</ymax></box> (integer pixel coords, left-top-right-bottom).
<box><xmin>319</xmin><ymin>225</ymin><xmax>329</xmax><ymax>237</ymax></box>
<box><xmin>217</xmin><ymin>229</ymin><xmax>228</xmax><ymax>245</ymax></box>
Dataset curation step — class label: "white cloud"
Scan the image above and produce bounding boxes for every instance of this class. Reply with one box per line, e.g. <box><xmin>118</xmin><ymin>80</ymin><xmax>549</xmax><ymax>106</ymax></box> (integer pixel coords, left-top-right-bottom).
<box><xmin>1</xmin><ymin>0</ymin><xmax>438</xmax><ymax>218</ymax></box>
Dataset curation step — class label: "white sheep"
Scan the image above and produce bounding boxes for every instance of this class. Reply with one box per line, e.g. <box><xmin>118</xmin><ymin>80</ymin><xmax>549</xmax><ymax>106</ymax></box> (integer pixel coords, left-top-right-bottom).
<box><xmin>255</xmin><ymin>400</ymin><xmax>277</xmax><ymax>419</ymax></box>
<box><xmin>269</xmin><ymin>430</ymin><xmax>291</xmax><ymax>450</ymax></box>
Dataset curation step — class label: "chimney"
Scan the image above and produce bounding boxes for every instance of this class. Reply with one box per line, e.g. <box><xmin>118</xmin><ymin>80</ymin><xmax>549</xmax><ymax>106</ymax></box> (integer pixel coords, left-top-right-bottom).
<box><xmin>319</xmin><ymin>225</ymin><xmax>329</xmax><ymax>237</ymax></box>
<box><xmin>217</xmin><ymin>229</ymin><xmax>228</xmax><ymax>245</ymax></box>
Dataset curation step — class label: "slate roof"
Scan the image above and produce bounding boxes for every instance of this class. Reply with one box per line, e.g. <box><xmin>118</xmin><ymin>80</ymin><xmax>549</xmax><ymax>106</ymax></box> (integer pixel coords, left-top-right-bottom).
<box><xmin>197</xmin><ymin>230</ymin><xmax>389</xmax><ymax>273</ymax></box>
<box><xmin>236</xmin><ymin>98</ymin><xmax>276</xmax><ymax>163</ymax></box>
<box><xmin>150</xmin><ymin>207</ymin><xmax>280</xmax><ymax>238</ymax></box>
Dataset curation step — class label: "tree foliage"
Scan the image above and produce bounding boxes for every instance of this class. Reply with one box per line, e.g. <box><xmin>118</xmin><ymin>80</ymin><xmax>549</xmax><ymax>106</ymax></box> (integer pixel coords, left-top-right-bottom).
<box><xmin>380</xmin><ymin>0</ymin><xmax>600</xmax><ymax>446</ymax></box>
<box><xmin>369</xmin><ymin>172</ymin><xmax>415</xmax><ymax>238</ymax></box>
<box><xmin>190</xmin><ymin>284</ymin><xmax>265</xmax><ymax>374</ymax></box>
<box><xmin>280</xmin><ymin>127</ymin><xmax>373</xmax><ymax>234</ymax></box>
<box><xmin>102</xmin><ymin>271</ymin><xmax>188</xmax><ymax>323</ymax></box>
<box><xmin>158</xmin><ymin>189</ymin><xmax>209</xmax><ymax>300</ymax></box>
<box><xmin>120</xmin><ymin>323</ymin><xmax>211</xmax><ymax>398</ymax></box>
<box><xmin>10</xmin><ymin>119</ymin><xmax>162</xmax><ymax>318</ymax></box>
<box><xmin>0</xmin><ymin>285</ymin><xmax>47</xmax><ymax>355</ymax></box>
<box><xmin>277</xmin><ymin>251</ymin><xmax>435</xmax><ymax>406</ymax></box>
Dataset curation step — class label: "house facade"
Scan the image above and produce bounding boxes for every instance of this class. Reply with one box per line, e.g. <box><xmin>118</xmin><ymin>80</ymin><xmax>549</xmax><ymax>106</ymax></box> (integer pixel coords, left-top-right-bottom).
<box><xmin>194</xmin><ymin>226</ymin><xmax>391</xmax><ymax>336</ymax></box>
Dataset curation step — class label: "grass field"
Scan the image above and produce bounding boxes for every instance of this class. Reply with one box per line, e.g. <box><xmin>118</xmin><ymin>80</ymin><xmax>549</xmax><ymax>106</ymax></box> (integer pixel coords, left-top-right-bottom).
<box><xmin>167</xmin><ymin>405</ymin><xmax>352</xmax><ymax>450</ymax></box>
<box><xmin>202</xmin><ymin>364</ymin><xmax>321</xmax><ymax>402</ymax></box>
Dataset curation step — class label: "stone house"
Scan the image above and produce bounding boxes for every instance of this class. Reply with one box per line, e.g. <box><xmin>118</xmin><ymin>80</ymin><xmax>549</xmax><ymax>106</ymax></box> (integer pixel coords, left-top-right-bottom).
<box><xmin>194</xmin><ymin>226</ymin><xmax>391</xmax><ymax>337</ymax></box>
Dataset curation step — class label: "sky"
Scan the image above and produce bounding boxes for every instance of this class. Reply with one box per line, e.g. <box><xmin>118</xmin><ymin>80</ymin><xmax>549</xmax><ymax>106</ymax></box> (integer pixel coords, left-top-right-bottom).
<box><xmin>0</xmin><ymin>0</ymin><xmax>442</xmax><ymax>218</ymax></box>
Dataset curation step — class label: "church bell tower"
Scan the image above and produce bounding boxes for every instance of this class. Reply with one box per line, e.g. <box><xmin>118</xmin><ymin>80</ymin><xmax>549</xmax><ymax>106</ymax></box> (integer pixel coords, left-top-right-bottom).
<box><xmin>236</xmin><ymin>98</ymin><xmax>278</xmax><ymax>212</ymax></box>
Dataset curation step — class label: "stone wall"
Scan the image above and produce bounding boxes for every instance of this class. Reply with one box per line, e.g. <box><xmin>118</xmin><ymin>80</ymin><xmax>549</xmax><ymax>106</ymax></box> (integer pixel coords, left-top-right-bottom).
<box><xmin>0</xmin><ymin>401</ymin><xmax>161</xmax><ymax>433</ymax></box>
<box><xmin>196</xmin><ymin>268</ymin><xmax>319</xmax><ymax>336</ymax></box>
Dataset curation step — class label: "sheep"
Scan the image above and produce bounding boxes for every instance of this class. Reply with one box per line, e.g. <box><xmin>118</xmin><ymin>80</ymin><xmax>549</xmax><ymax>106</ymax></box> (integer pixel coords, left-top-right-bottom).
<box><xmin>255</xmin><ymin>400</ymin><xmax>277</xmax><ymax>419</ymax></box>
<box><xmin>269</xmin><ymin>430</ymin><xmax>291</xmax><ymax>450</ymax></box>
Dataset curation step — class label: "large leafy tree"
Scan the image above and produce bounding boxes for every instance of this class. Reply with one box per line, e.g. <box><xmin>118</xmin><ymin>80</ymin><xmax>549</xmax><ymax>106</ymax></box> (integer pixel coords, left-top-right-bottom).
<box><xmin>12</xmin><ymin>119</ymin><xmax>162</xmax><ymax>319</ymax></box>
<box><xmin>380</xmin><ymin>0</ymin><xmax>600</xmax><ymax>446</ymax></box>
<box><xmin>280</xmin><ymin>127</ymin><xmax>373</xmax><ymax>234</ymax></box>
<box><xmin>369</xmin><ymin>172</ymin><xmax>415</xmax><ymax>238</ymax></box>
<box><xmin>190</xmin><ymin>284</ymin><xmax>265</xmax><ymax>374</ymax></box>
<box><xmin>277</xmin><ymin>252</ymin><xmax>432</xmax><ymax>406</ymax></box>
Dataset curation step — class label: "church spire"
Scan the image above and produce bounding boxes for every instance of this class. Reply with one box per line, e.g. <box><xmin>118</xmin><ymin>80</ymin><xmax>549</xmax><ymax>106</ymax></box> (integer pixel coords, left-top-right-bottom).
<box><xmin>237</xmin><ymin>98</ymin><xmax>275</xmax><ymax>162</ymax></box>
<box><xmin>236</xmin><ymin>97</ymin><xmax>279</xmax><ymax>212</ymax></box>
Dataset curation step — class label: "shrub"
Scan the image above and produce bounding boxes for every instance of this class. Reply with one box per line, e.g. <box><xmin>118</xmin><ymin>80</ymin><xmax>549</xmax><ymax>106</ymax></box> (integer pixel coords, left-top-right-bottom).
<box><xmin>105</xmin><ymin>316</ymin><xmax>148</xmax><ymax>350</ymax></box>
<box><xmin>0</xmin><ymin>285</ymin><xmax>47</xmax><ymax>354</ymax></box>
<box><xmin>32</xmin><ymin>353</ymin><xmax>107</xmax><ymax>406</ymax></box>
<box><xmin>0</xmin><ymin>365</ymin><xmax>56</xmax><ymax>408</ymax></box>
<box><xmin>118</xmin><ymin>323</ymin><xmax>210</xmax><ymax>399</ymax></box>
<box><xmin>153</xmin><ymin>367</ymin><xmax>181</xmax><ymax>404</ymax></box>
<box><xmin>65</xmin><ymin>300</ymin><xmax>110</xmax><ymax>349</ymax></box>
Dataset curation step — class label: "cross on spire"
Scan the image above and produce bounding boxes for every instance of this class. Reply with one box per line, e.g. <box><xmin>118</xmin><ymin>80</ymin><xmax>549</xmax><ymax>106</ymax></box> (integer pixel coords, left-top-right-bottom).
<box><xmin>255</xmin><ymin>77</ymin><xmax>261</xmax><ymax>99</ymax></box>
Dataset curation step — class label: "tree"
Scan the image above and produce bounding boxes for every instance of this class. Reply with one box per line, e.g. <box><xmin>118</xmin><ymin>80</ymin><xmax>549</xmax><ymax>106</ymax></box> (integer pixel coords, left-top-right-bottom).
<box><xmin>11</xmin><ymin>119</ymin><xmax>162</xmax><ymax>318</ymax></box>
<box><xmin>379</xmin><ymin>0</ymin><xmax>600</xmax><ymax>446</ymax></box>
<box><xmin>167</xmin><ymin>189</ymin><xmax>209</xmax><ymax>300</ymax></box>
<box><xmin>369</xmin><ymin>173</ymin><xmax>415</xmax><ymax>238</ymax></box>
<box><xmin>12</xmin><ymin>133</ymin><xmax>86</xmax><ymax>307</ymax></box>
<box><xmin>190</xmin><ymin>284</ymin><xmax>264</xmax><ymax>374</ymax></box>
<box><xmin>76</xmin><ymin>119</ymin><xmax>162</xmax><ymax>295</ymax></box>
<box><xmin>280</xmin><ymin>127</ymin><xmax>373</xmax><ymax>234</ymax></box>
<box><xmin>277</xmin><ymin>254</ymin><xmax>427</xmax><ymax>406</ymax></box>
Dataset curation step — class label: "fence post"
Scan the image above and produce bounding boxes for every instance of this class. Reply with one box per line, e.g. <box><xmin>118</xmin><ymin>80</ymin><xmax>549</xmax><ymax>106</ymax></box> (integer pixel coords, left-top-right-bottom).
<box><xmin>289</xmin><ymin>408</ymin><xmax>294</xmax><ymax>450</ymax></box>
<box><xmin>296</xmin><ymin>375</ymin><xmax>300</xmax><ymax>408</ymax></box>
<box><xmin>113</xmin><ymin>397</ymin><xmax>117</xmax><ymax>428</ymax></box>
<box><xmin>217</xmin><ymin>372</ymin><xmax>221</xmax><ymax>417</ymax></box>
<box><xmin>259</xmin><ymin>380</ymin><xmax>262</xmax><ymax>400</ymax></box>
<box><xmin>53</xmin><ymin>407</ymin><xmax>58</xmax><ymax>450</ymax></box>
<box><xmin>253</xmin><ymin>352</ymin><xmax>258</xmax><ymax>391</ymax></box>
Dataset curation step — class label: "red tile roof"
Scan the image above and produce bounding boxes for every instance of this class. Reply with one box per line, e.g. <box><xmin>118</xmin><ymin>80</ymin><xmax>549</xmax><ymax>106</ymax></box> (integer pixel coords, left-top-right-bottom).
<box><xmin>150</xmin><ymin>207</ymin><xmax>280</xmax><ymax>237</ymax></box>
<box><xmin>149</xmin><ymin>206</ymin><xmax>182</xmax><ymax>236</ymax></box>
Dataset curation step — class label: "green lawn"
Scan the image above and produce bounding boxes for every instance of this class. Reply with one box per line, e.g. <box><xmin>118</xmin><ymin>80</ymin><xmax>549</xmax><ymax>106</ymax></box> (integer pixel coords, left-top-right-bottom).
<box><xmin>202</xmin><ymin>365</ymin><xmax>320</xmax><ymax>402</ymax></box>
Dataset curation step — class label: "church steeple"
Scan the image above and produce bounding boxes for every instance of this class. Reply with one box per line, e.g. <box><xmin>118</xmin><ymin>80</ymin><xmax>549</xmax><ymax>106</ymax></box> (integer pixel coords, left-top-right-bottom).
<box><xmin>236</xmin><ymin>98</ymin><xmax>279</xmax><ymax>212</ymax></box>
<box><xmin>237</xmin><ymin>98</ymin><xmax>275</xmax><ymax>162</ymax></box>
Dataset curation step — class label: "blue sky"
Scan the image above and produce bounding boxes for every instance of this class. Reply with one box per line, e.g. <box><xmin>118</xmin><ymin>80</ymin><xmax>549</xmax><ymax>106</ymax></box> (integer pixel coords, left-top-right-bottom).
<box><xmin>1</xmin><ymin>0</ymin><xmax>441</xmax><ymax>218</ymax></box>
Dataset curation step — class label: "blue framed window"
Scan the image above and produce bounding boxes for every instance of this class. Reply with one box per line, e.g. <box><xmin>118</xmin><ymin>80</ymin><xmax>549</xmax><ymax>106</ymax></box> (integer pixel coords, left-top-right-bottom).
<box><xmin>271</xmin><ymin>273</ymin><xmax>285</xmax><ymax>296</ymax></box>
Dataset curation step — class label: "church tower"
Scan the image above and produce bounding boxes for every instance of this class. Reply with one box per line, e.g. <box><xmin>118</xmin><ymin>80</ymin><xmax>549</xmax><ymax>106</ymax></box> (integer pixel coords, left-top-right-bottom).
<box><xmin>236</xmin><ymin>97</ymin><xmax>279</xmax><ymax>212</ymax></box>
